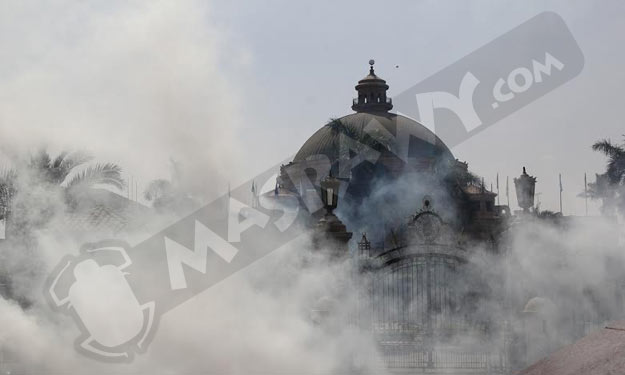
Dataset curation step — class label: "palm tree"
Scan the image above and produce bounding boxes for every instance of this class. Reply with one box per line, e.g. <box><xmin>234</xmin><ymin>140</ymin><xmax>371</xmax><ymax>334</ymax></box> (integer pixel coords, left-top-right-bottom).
<box><xmin>588</xmin><ymin>138</ymin><xmax>625</xmax><ymax>214</ymax></box>
<box><xmin>28</xmin><ymin>149</ymin><xmax>124</xmax><ymax>190</ymax></box>
<box><xmin>592</xmin><ymin>139</ymin><xmax>625</xmax><ymax>182</ymax></box>
<box><xmin>0</xmin><ymin>168</ymin><xmax>16</xmax><ymax>209</ymax></box>
<box><xmin>1</xmin><ymin>150</ymin><xmax>126</xmax><ymax>307</ymax></box>
<box><xmin>1</xmin><ymin>149</ymin><xmax>125</xmax><ymax>226</ymax></box>
<box><xmin>0</xmin><ymin>168</ymin><xmax>16</xmax><ymax>232</ymax></box>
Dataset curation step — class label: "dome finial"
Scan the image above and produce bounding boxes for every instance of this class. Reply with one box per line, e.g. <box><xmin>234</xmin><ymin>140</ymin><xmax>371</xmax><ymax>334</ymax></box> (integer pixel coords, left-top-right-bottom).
<box><xmin>352</xmin><ymin>60</ymin><xmax>392</xmax><ymax>112</ymax></box>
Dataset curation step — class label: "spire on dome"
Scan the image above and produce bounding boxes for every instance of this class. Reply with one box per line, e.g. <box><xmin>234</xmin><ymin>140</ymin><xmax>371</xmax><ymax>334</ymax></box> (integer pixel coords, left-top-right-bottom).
<box><xmin>352</xmin><ymin>60</ymin><xmax>393</xmax><ymax>113</ymax></box>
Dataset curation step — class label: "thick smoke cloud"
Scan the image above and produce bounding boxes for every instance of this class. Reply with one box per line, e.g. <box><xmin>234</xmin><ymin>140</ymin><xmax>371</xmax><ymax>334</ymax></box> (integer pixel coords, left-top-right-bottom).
<box><xmin>0</xmin><ymin>1</ymin><xmax>245</xmax><ymax>197</ymax></box>
<box><xmin>1</xmin><ymin>218</ymin><xmax>388</xmax><ymax>374</ymax></box>
<box><xmin>335</xmin><ymin>165</ymin><xmax>624</xmax><ymax>370</ymax></box>
<box><xmin>339</xmin><ymin>169</ymin><xmax>462</xmax><ymax>244</ymax></box>
<box><xmin>1</xmin><ymin>151</ymin><xmax>624</xmax><ymax>373</ymax></box>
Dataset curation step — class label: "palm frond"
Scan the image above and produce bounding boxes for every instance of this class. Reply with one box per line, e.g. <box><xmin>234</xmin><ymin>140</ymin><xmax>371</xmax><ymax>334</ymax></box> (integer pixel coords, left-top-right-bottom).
<box><xmin>37</xmin><ymin>151</ymin><xmax>93</xmax><ymax>184</ymax></box>
<box><xmin>592</xmin><ymin>139</ymin><xmax>625</xmax><ymax>186</ymax></box>
<box><xmin>65</xmin><ymin>163</ymin><xmax>124</xmax><ymax>191</ymax></box>
<box><xmin>51</xmin><ymin>151</ymin><xmax>69</xmax><ymax>169</ymax></box>
<box><xmin>61</xmin><ymin>151</ymin><xmax>93</xmax><ymax>170</ymax></box>
<box><xmin>592</xmin><ymin>139</ymin><xmax>625</xmax><ymax>157</ymax></box>
<box><xmin>29</xmin><ymin>149</ymin><xmax>52</xmax><ymax>171</ymax></box>
<box><xmin>0</xmin><ymin>167</ymin><xmax>17</xmax><ymax>210</ymax></box>
<box><xmin>0</xmin><ymin>167</ymin><xmax>17</xmax><ymax>183</ymax></box>
<box><xmin>606</xmin><ymin>157</ymin><xmax>625</xmax><ymax>184</ymax></box>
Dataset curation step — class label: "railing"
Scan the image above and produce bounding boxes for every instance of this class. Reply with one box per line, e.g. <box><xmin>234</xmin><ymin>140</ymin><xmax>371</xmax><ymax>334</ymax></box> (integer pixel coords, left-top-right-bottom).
<box><xmin>379</xmin><ymin>343</ymin><xmax>508</xmax><ymax>372</ymax></box>
<box><xmin>353</xmin><ymin>97</ymin><xmax>393</xmax><ymax>105</ymax></box>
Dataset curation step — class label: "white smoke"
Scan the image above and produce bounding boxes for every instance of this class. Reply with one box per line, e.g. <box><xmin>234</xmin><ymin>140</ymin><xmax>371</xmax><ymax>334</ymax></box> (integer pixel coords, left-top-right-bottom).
<box><xmin>1</xmin><ymin>226</ymin><xmax>388</xmax><ymax>373</ymax></box>
<box><xmin>0</xmin><ymin>0</ymin><xmax>246</xmax><ymax>198</ymax></box>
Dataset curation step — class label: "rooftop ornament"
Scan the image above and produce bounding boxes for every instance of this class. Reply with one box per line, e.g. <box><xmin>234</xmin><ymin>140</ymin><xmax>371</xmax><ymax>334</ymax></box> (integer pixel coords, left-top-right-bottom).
<box><xmin>514</xmin><ymin>167</ymin><xmax>537</xmax><ymax>213</ymax></box>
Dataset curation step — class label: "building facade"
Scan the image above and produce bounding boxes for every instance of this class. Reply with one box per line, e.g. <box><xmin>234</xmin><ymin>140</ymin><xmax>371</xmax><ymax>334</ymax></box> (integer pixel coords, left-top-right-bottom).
<box><xmin>273</xmin><ymin>62</ymin><xmax>624</xmax><ymax>374</ymax></box>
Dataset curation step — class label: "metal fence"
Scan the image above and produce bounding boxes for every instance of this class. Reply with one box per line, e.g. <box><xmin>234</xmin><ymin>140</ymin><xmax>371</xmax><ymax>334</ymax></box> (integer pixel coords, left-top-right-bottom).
<box><xmin>379</xmin><ymin>342</ymin><xmax>508</xmax><ymax>373</ymax></box>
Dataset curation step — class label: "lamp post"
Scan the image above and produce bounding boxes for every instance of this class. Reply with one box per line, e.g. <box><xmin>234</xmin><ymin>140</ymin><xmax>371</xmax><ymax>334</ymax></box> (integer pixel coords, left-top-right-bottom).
<box><xmin>313</xmin><ymin>175</ymin><xmax>352</xmax><ymax>258</ymax></box>
<box><xmin>514</xmin><ymin>167</ymin><xmax>537</xmax><ymax>213</ymax></box>
<box><xmin>320</xmin><ymin>175</ymin><xmax>340</xmax><ymax>214</ymax></box>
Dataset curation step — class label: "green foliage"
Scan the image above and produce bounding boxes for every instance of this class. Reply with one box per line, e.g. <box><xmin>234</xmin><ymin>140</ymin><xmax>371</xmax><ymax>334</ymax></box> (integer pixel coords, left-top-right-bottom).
<box><xmin>142</xmin><ymin>162</ymin><xmax>200</xmax><ymax>216</ymax></box>
<box><xmin>0</xmin><ymin>149</ymin><xmax>126</xmax><ymax>219</ymax></box>
<box><xmin>588</xmin><ymin>137</ymin><xmax>625</xmax><ymax>215</ymax></box>
<box><xmin>0</xmin><ymin>168</ymin><xmax>17</xmax><ymax>212</ymax></box>
<box><xmin>143</xmin><ymin>179</ymin><xmax>174</xmax><ymax>202</ymax></box>
<box><xmin>325</xmin><ymin>117</ymin><xmax>393</xmax><ymax>152</ymax></box>
<box><xmin>1</xmin><ymin>149</ymin><xmax>126</xmax><ymax>308</ymax></box>
<box><xmin>65</xmin><ymin>163</ymin><xmax>124</xmax><ymax>191</ymax></box>
<box><xmin>28</xmin><ymin>149</ymin><xmax>92</xmax><ymax>185</ymax></box>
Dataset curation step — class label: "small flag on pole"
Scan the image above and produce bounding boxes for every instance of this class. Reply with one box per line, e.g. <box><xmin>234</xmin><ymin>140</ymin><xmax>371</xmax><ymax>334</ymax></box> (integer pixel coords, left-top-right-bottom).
<box><xmin>584</xmin><ymin>173</ymin><xmax>588</xmax><ymax>216</ymax></box>
<box><xmin>496</xmin><ymin>173</ymin><xmax>500</xmax><ymax>205</ymax></box>
<box><xmin>559</xmin><ymin>174</ymin><xmax>563</xmax><ymax>214</ymax></box>
<box><xmin>251</xmin><ymin>181</ymin><xmax>258</xmax><ymax>207</ymax></box>
<box><xmin>506</xmin><ymin>176</ymin><xmax>510</xmax><ymax>207</ymax></box>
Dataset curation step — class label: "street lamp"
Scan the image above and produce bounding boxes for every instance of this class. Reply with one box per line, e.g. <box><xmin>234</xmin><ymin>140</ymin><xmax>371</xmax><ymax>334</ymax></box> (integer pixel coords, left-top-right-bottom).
<box><xmin>320</xmin><ymin>175</ymin><xmax>340</xmax><ymax>214</ymax></box>
<box><xmin>314</xmin><ymin>174</ymin><xmax>352</xmax><ymax>257</ymax></box>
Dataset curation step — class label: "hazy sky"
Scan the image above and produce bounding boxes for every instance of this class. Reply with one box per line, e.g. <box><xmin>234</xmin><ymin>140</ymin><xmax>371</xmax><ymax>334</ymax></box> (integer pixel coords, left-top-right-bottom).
<box><xmin>218</xmin><ymin>0</ymin><xmax>624</xmax><ymax>216</ymax></box>
<box><xmin>1</xmin><ymin>0</ymin><xmax>624</xmax><ymax>214</ymax></box>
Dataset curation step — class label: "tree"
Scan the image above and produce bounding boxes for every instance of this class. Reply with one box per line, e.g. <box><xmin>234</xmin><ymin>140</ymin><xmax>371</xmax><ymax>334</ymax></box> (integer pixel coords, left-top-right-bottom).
<box><xmin>0</xmin><ymin>168</ymin><xmax>17</xmax><ymax>217</ymax></box>
<box><xmin>28</xmin><ymin>149</ymin><xmax>123</xmax><ymax>190</ymax></box>
<box><xmin>0</xmin><ymin>150</ymin><xmax>125</xmax><ymax>307</ymax></box>
<box><xmin>1</xmin><ymin>149</ymin><xmax>126</xmax><ymax>228</ymax></box>
<box><xmin>143</xmin><ymin>179</ymin><xmax>174</xmax><ymax>202</ymax></box>
<box><xmin>143</xmin><ymin>160</ymin><xmax>200</xmax><ymax>216</ymax></box>
<box><xmin>592</xmin><ymin>139</ymin><xmax>625</xmax><ymax>185</ymax></box>
<box><xmin>587</xmin><ymin>138</ymin><xmax>625</xmax><ymax>215</ymax></box>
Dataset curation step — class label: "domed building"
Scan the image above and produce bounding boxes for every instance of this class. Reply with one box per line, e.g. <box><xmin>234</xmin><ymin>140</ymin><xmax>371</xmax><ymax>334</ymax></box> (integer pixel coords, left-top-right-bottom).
<box><xmin>265</xmin><ymin>62</ymin><xmax>625</xmax><ymax>374</ymax></box>
<box><xmin>273</xmin><ymin>62</ymin><xmax>513</xmax><ymax>372</ymax></box>
<box><xmin>286</xmin><ymin>62</ymin><xmax>453</xmax><ymax>187</ymax></box>
<box><xmin>278</xmin><ymin>62</ymin><xmax>507</xmax><ymax>238</ymax></box>
<box><xmin>278</xmin><ymin>61</ymin><xmax>507</xmax><ymax>240</ymax></box>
